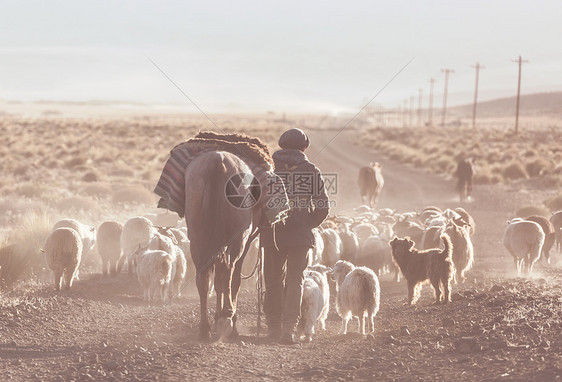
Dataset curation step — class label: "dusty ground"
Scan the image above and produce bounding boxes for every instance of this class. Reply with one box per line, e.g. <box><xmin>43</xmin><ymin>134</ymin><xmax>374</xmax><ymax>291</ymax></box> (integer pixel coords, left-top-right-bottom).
<box><xmin>0</xmin><ymin>127</ymin><xmax>561</xmax><ymax>381</ymax></box>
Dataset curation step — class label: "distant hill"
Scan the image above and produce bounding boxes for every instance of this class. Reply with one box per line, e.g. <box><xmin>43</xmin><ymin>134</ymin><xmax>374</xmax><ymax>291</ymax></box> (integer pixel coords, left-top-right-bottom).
<box><xmin>450</xmin><ymin>92</ymin><xmax>562</xmax><ymax>118</ymax></box>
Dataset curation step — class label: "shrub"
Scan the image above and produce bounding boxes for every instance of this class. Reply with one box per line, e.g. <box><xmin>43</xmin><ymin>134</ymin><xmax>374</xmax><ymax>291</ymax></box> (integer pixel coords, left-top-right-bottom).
<box><xmin>82</xmin><ymin>171</ymin><xmax>99</xmax><ymax>182</ymax></box>
<box><xmin>545</xmin><ymin>193</ymin><xmax>562</xmax><ymax>211</ymax></box>
<box><xmin>514</xmin><ymin>205</ymin><xmax>550</xmax><ymax>218</ymax></box>
<box><xmin>112</xmin><ymin>186</ymin><xmax>156</xmax><ymax>205</ymax></box>
<box><xmin>502</xmin><ymin>162</ymin><xmax>528</xmax><ymax>180</ymax></box>
<box><xmin>525</xmin><ymin>158</ymin><xmax>551</xmax><ymax>177</ymax></box>
<box><xmin>65</xmin><ymin>156</ymin><xmax>87</xmax><ymax>168</ymax></box>
<box><xmin>81</xmin><ymin>183</ymin><xmax>112</xmax><ymax>198</ymax></box>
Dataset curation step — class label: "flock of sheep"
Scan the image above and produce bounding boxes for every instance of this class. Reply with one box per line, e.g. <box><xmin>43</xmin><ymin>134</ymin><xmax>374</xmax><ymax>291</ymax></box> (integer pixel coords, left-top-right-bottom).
<box><xmin>40</xmin><ymin>205</ymin><xmax>562</xmax><ymax>341</ymax></box>
<box><xmin>41</xmin><ymin>213</ymin><xmax>189</xmax><ymax>301</ymax></box>
<box><xmin>282</xmin><ymin>205</ymin><xmax>561</xmax><ymax>340</ymax></box>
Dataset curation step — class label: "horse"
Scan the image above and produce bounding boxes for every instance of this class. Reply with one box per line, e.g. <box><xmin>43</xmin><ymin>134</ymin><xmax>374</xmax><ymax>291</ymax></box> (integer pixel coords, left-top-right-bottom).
<box><xmin>184</xmin><ymin>150</ymin><xmax>274</xmax><ymax>340</ymax></box>
<box><xmin>358</xmin><ymin>162</ymin><xmax>384</xmax><ymax>208</ymax></box>
<box><xmin>456</xmin><ymin>158</ymin><xmax>474</xmax><ymax>202</ymax></box>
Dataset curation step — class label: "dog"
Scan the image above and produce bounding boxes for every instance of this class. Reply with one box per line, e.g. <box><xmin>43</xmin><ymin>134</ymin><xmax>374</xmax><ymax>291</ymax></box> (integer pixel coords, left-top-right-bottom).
<box><xmin>389</xmin><ymin>234</ymin><xmax>455</xmax><ymax>305</ymax></box>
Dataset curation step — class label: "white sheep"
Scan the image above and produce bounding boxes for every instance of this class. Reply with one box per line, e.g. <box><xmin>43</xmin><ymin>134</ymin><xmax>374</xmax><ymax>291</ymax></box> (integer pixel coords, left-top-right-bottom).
<box><xmin>445</xmin><ymin>218</ymin><xmax>474</xmax><ymax>283</ymax></box>
<box><xmin>337</xmin><ymin>224</ymin><xmax>360</xmax><ymax>264</ymax></box>
<box><xmin>144</xmin><ymin>211</ymin><xmax>182</xmax><ymax>228</ymax></box>
<box><xmin>43</xmin><ymin>228</ymin><xmax>82</xmax><ymax>290</ymax></box>
<box><xmin>298</xmin><ymin>269</ymin><xmax>330</xmax><ymax>341</ymax></box>
<box><xmin>331</xmin><ymin>260</ymin><xmax>380</xmax><ymax>335</ymax></box>
<box><xmin>96</xmin><ymin>221</ymin><xmax>123</xmax><ymax>276</ymax></box>
<box><xmin>52</xmin><ymin>219</ymin><xmax>96</xmax><ymax>271</ymax></box>
<box><xmin>308</xmin><ymin>228</ymin><xmax>325</xmax><ymax>265</ymax></box>
<box><xmin>148</xmin><ymin>232</ymin><xmax>187</xmax><ymax>298</ymax></box>
<box><xmin>320</xmin><ymin>228</ymin><xmax>343</xmax><ymax>267</ymax></box>
<box><xmin>550</xmin><ymin>211</ymin><xmax>562</xmax><ymax>253</ymax></box>
<box><xmin>358</xmin><ymin>234</ymin><xmax>392</xmax><ymax>277</ymax></box>
<box><xmin>169</xmin><ymin>245</ymin><xmax>187</xmax><ymax>298</ymax></box>
<box><xmin>135</xmin><ymin>249</ymin><xmax>174</xmax><ymax>302</ymax></box>
<box><xmin>503</xmin><ymin>219</ymin><xmax>545</xmax><ymax>275</ymax></box>
<box><xmin>352</xmin><ymin>223</ymin><xmax>378</xmax><ymax>244</ymax></box>
<box><xmin>121</xmin><ymin>216</ymin><xmax>156</xmax><ymax>275</ymax></box>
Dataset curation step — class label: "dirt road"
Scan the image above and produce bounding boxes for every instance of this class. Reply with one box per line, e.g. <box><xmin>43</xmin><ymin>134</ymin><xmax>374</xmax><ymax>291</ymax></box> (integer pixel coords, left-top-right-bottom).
<box><xmin>0</xmin><ymin>128</ymin><xmax>560</xmax><ymax>381</ymax></box>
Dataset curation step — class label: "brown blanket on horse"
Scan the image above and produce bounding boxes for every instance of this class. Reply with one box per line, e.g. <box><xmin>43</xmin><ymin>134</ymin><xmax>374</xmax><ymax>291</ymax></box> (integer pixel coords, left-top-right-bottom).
<box><xmin>154</xmin><ymin>131</ymin><xmax>288</xmax><ymax>223</ymax></box>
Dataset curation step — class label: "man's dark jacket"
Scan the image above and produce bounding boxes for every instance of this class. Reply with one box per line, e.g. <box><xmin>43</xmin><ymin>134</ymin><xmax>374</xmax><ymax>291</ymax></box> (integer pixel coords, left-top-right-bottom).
<box><xmin>261</xmin><ymin>149</ymin><xmax>329</xmax><ymax>248</ymax></box>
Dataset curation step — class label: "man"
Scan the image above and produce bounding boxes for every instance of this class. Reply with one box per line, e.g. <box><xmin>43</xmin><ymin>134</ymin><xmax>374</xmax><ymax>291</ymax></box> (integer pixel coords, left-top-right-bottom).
<box><xmin>261</xmin><ymin>128</ymin><xmax>330</xmax><ymax>344</ymax></box>
<box><xmin>456</xmin><ymin>156</ymin><xmax>474</xmax><ymax>202</ymax></box>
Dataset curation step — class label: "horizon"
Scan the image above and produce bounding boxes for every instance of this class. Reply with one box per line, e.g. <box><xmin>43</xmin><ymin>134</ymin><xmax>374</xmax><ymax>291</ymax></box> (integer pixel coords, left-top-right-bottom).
<box><xmin>1</xmin><ymin>1</ymin><xmax>561</xmax><ymax>114</ymax></box>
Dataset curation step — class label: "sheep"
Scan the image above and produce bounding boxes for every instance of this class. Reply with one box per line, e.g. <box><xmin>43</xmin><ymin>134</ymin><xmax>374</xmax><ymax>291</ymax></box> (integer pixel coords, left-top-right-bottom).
<box><xmin>421</xmin><ymin>226</ymin><xmax>445</xmax><ymax>250</ymax></box>
<box><xmin>358</xmin><ymin>234</ymin><xmax>392</xmax><ymax>277</ymax></box>
<box><xmin>308</xmin><ymin>228</ymin><xmax>325</xmax><ymax>265</ymax></box>
<box><xmin>352</xmin><ymin>223</ymin><xmax>378</xmax><ymax>244</ymax></box>
<box><xmin>97</xmin><ymin>221</ymin><xmax>124</xmax><ymax>276</ymax></box>
<box><xmin>43</xmin><ymin>228</ymin><xmax>82</xmax><ymax>291</ymax></box>
<box><xmin>52</xmin><ymin>219</ymin><xmax>96</xmax><ymax>278</ymax></box>
<box><xmin>135</xmin><ymin>249</ymin><xmax>174</xmax><ymax>302</ymax></box>
<box><xmin>320</xmin><ymin>228</ymin><xmax>343</xmax><ymax>267</ymax></box>
<box><xmin>297</xmin><ymin>268</ymin><xmax>330</xmax><ymax>341</ymax></box>
<box><xmin>454</xmin><ymin>207</ymin><xmax>475</xmax><ymax>236</ymax></box>
<box><xmin>445</xmin><ymin>218</ymin><xmax>474</xmax><ymax>283</ymax></box>
<box><xmin>330</xmin><ymin>260</ymin><xmax>380</xmax><ymax>336</ymax></box>
<box><xmin>337</xmin><ymin>224</ymin><xmax>360</xmax><ymax>264</ymax></box>
<box><xmin>148</xmin><ymin>232</ymin><xmax>187</xmax><ymax>298</ymax></box>
<box><xmin>392</xmin><ymin>219</ymin><xmax>424</xmax><ymax>246</ymax></box>
<box><xmin>169</xmin><ymin>245</ymin><xmax>187</xmax><ymax>298</ymax></box>
<box><xmin>503</xmin><ymin>219</ymin><xmax>545</xmax><ymax>275</ymax></box>
<box><xmin>373</xmin><ymin>221</ymin><xmax>394</xmax><ymax>242</ymax></box>
<box><xmin>419</xmin><ymin>207</ymin><xmax>442</xmax><ymax>224</ymax></box>
<box><xmin>121</xmin><ymin>217</ymin><xmax>156</xmax><ymax>276</ymax></box>
<box><xmin>525</xmin><ymin>215</ymin><xmax>556</xmax><ymax>263</ymax></box>
<box><xmin>144</xmin><ymin>211</ymin><xmax>182</xmax><ymax>228</ymax></box>
<box><xmin>442</xmin><ymin>208</ymin><xmax>462</xmax><ymax>221</ymax></box>
<box><xmin>551</xmin><ymin>211</ymin><xmax>562</xmax><ymax>253</ymax></box>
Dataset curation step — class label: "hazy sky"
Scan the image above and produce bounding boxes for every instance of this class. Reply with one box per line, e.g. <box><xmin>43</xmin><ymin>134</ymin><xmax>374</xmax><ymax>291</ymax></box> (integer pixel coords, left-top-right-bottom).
<box><xmin>0</xmin><ymin>0</ymin><xmax>561</xmax><ymax>113</ymax></box>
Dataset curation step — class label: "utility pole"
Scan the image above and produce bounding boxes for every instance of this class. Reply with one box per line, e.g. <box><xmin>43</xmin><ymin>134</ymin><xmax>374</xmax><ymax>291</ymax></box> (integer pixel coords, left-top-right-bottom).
<box><xmin>471</xmin><ymin>62</ymin><xmax>485</xmax><ymax>129</ymax></box>
<box><xmin>409</xmin><ymin>96</ymin><xmax>414</xmax><ymax>127</ymax></box>
<box><xmin>402</xmin><ymin>101</ymin><xmax>408</xmax><ymax>127</ymax></box>
<box><xmin>441</xmin><ymin>68</ymin><xmax>454</xmax><ymax>126</ymax></box>
<box><xmin>512</xmin><ymin>56</ymin><xmax>529</xmax><ymax>134</ymax></box>
<box><xmin>428</xmin><ymin>78</ymin><xmax>435</xmax><ymax>127</ymax></box>
<box><xmin>417</xmin><ymin>88</ymin><xmax>423</xmax><ymax>127</ymax></box>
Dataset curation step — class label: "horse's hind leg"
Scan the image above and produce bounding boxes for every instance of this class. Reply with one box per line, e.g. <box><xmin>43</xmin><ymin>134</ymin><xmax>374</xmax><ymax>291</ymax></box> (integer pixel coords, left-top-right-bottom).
<box><xmin>214</xmin><ymin>261</ymin><xmax>234</xmax><ymax>341</ymax></box>
<box><xmin>195</xmin><ymin>265</ymin><xmax>213</xmax><ymax>340</ymax></box>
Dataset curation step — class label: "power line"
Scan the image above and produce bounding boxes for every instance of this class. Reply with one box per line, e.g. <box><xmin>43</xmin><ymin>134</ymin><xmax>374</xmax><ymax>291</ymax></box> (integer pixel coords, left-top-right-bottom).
<box><xmin>409</xmin><ymin>95</ymin><xmax>415</xmax><ymax>127</ymax></box>
<box><xmin>417</xmin><ymin>88</ymin><xmax>423</xmax><ymax>127</ymax></box>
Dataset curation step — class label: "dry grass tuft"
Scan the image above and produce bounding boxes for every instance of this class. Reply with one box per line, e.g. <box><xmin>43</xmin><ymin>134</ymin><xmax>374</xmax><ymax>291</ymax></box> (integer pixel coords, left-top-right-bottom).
<box><xmin>112</xmin><ymin>186</ymin><xmax>156</xmax><ymax>205</ymax></box>
<box><xmin>81</xmin><ymin>183</ymin><xmax>113</xmax><ymax>198</ymax></box>
<box><xmin>525</xmin><ymin>158</ymin><xmax>552</xmax><ymax>177</ymax></box>
<box><xmin>0</xmin><ymin>211</ymin><xmax>52</xmax><ymax>289</ymax></box>
<box><xmin>544</xmin><ymin>193</ymin><xmax>562</xmax><ymax>211</ymax></box>
<box><xmin>502</xmin><ymin>162</ymin><xmax>528</xmax><ymax>180</ymax></box>
<box><xmin>57</xmin><ymin>196</ymin><xmax>98</xmax><ymax>213</ymax></box>
<box><xmin>82</xmin><ymin>171</ymin><xmax>100</xmax><ymax>182</ymax></box>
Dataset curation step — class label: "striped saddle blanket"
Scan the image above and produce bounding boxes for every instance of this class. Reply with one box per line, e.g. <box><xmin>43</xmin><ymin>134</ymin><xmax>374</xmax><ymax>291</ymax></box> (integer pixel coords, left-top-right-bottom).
<box><xmin>154</xmin><ymin>138</ymin><xmax>289</xmax><ymax>224</ymax></box>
